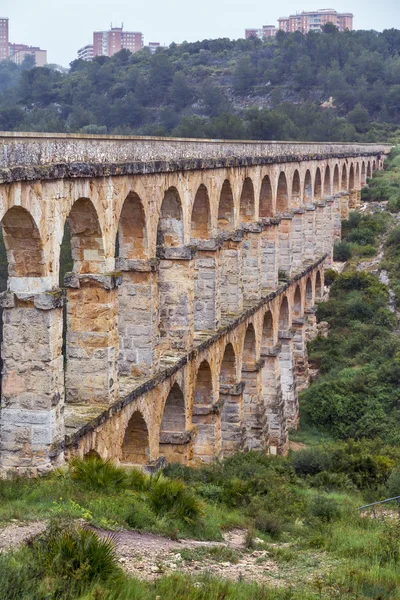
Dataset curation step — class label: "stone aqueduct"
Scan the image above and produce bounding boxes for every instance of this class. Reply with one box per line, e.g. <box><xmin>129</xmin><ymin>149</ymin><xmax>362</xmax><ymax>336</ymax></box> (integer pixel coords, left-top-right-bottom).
<box><xmin>0</xmin><ymin>133</ymin><xmax>391</xmax><ymax>475</ymax></box>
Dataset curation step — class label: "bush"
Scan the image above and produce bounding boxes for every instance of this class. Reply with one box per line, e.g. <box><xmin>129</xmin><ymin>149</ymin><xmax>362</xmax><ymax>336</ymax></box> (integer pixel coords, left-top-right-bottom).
<box><xmin>386</xmin><ymin>469</ymin><xmax>400</xmax><ymax>498</ymax></box>
<box><xmin>309</xmin><ymin>495</ymin><xmax>341</xmax><ymax>522</ymax></box>
<box><xmin>254</xmin><ymin>512</ymin><xmax>283</xmax><ymax>539</ymax></box>
<box><xmin>70</xmin><ymin>457</ymin><xmax>128</xmax><ymax>490</ymax></box>
<box><xmin>147</xmin><ymin>475</ymin><xmax>205</xmax><ymax>525</ymax></box>
<box><xmin>324</xmin><ymin>268</ymin><xmax>338</xmax><ymax>287</ymax></box>
<box><xmin>333</xmin><ymin>241</ymin><xmax>352</xmax><ymax>261</ymax></box>
<box><xmin>292</xmin><ymin>448</ymin><xmax>332</xmax><ymax>477</ymax></box>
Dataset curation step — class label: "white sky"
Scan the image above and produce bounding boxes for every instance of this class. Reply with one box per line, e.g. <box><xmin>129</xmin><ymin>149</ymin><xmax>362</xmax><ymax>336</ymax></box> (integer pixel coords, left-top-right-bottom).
<box><xmin>2</xmin><ymin>0</ymin><xmax>400</xmax><ymax>67</ymax></box>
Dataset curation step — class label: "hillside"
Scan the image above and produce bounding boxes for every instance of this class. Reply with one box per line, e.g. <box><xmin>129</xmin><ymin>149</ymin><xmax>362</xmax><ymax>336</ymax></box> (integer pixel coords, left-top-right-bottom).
<box><xmin>1</xmin><ymin>28</ymin><xmax>400</xmax><ymax>141</ymax></box>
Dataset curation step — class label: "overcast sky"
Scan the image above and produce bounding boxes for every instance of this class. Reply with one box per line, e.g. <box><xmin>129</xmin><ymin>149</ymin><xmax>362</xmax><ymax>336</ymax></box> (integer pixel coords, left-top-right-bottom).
<box><xmin>2</xmin><ymin>0</ymin><xmax>399</xmax><ymax>67</ymax></box>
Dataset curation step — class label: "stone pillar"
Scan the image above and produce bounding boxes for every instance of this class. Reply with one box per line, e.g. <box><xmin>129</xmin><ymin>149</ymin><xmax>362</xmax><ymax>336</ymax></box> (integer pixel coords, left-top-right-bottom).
<box><xmin>278</xmin><ymin>216</ymin><xmax>293</xmax><ymax>279</ymax></box>
<box><xmin>159</xmin><ymin>428</ymin><xmax>196</xmax><ymax>465</ymax></box>
<box><xmin>260</xmin><ymin>220</ymin><xmax>279</xmax><ymax>292</ymax></box>
<box><xmin>349</xmin><ymin>189</ymin><xmax>358</xmax><ymax>209</ymax></box>
<box><xmin>315</xmin><ymin>203</ymin><xmax>325</xmax><ymax>258</ymax></box>
<box><xmin>324</xmin><ymin>199</ymin><xmax>335</xmax><ymax>262</ymax></box>
<box><xmin>304</xmin><ymin>206</ymin><xmax>316</xmax><ymax>264</ymax></box>
<box><xmin>278</xmin><ymin>330</ymin><xmax>299</xmax><ymax>431</ymax></box>
<box><xmin>220</xmin><ymin>382</ymin><xmax>246</xmax><ymax>456</ymax></box>
<box><xmin>304</xmin><ymin>307</ymin><xmax>318</xmax><ymax>342</ymax></box>
<box><xmin>192</xmin><ymin>240</ymin><xmax>220</xmax><ymax>332</ymax></box>
<box><xmin>64</xmin><ymin>273</ymin><xmax>120</xmax><ymax>406</ymax></box>
<box><xmin>292</xmin><ymin>318</ymin><xmax>309</xmax><ymax>393</ymax></box>
<box><xmin>157</xmin><ymin>247</ymin><xmax>195</xmax><ymax>354</ymax></box>
<box><xmin>333</xmin><ymin>195</ymin><xmax>342</xmax><ymax>242</ymax></box>
<box><xmin>219</xmin><ymin>234</ymin><xmax>243</xmax><ymax>319</ymax></box>
<box><xmin>242</xmin><ymin>223</ymin><xmax>263</xmax><ymax>304</ymax></box>
<box><xmin>116</xmin><ymin>258</ymin><xmax>159</xmax><ymax>379</ymax></box>
<box><xmin>0</xmin><ymin>290</ymin><xmax>65</xmax><ymax>475</ymax></box>
<box><xmin>291</xmin><ymin>210</ymin><xmax>305</xmax><ymax>274</ymax></box>
<box><xmin>242</xmin><ymin>359</ymin><xmax>267</xmax><ymax>451</ymax></box>
<box><xmin>192</xmin><ymin>405</ymin><xmax>222</xmax><ymax>463</ymax></box>
<box><xmin>261</xmin><ymin>347</ymin><xmax>288</xmax><ymax>455</ymax></box>
<box><xmin>340</xmin><ymin>193</ymin><xmax>350</xmax><ymax>220</ymax></box>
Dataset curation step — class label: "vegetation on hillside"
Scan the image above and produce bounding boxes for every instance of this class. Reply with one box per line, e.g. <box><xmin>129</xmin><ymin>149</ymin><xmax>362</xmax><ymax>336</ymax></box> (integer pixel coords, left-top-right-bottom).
<box><xmin>1</xmin><ymin>28</ymin><xmax>400</xmax><ymax>141</ymax></box>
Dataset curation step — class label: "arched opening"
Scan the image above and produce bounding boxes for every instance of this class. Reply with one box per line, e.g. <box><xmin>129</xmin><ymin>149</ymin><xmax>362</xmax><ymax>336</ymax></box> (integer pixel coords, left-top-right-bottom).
<box><xmin>279</xmin><ymin>297</ymin><xmax>290</xmax><ymax>331</ymax></box>
<box><xmin>349</xmin><ymin>164</ymin><xmax>355</xmax><ymax>190</ymax></box>
<box><xmin>240</xmin><ymin>178</ymin><xmax>255</xmax><ymax>222</ymax></box>
<box><xmin>341</xmin><ymin>164</ymin><xmax>348</xmax><ymax>191</ymax></box>
<box><xmin>161</xmin><ymin>383</ymin><xmax>185</xmax><ymax>434</ymax></box>
<box><xmin>157</xmin><ymin>187</ymin><xmax>184</xmax><ymax>248</ymax></box>
<box><xmin>291</xmin><ymin>170</ymin><xmax>301</xmax><ymax>207</ymax></box>
<box><xmin>314</xmin><ymin>168</ymin><xmax>322</xmax><ymax>200</ymax></box>
<box><xmin>191</xmin><ymin>184</ymin><xmax>211</xmax><ymax>239</ymax></box>
<box><xmin>218</xmin><ymin>180</ymin><xmax>234</xmax><ymax>231</ymax></box>
<box><xmin>192</xmin><ymin>360</ymin><xmax>217</xmax><ymax>461</ymax></box>
<box><xmin>117</xmin><ymin>192</ymin><xmax>148</xmax><ymax>259</ymax></box>
<box><xmin>293</xmin><ymin>286</ymin><xmax>302</xmax><ymax>318</ymax></box>
<box><xmin>333</xmin><ymin>165</ymin><xmax>340</xmax><ymax>193</ymax></box>
<box><xmin>367</xmin><ymin>162</ymin><xmax>372</xmax><ymax>178</ymax></box>
<box><xmin>1</xmin><ymin>207</ymin><xmax>47</xmax><ymax>279</ymax></box>
<box><xmin>121</xmin><ymin>410</ymin><xmax>150</xmax><ymax>464</ymax></box>
<box><xmin>67</xmin><ymin>198</ymin><xmax>105</xmax><ymax>274</ymax></box>
<box><xmin>242</xmin><ymin>324</ymin><xmax>256</xmax><ymax>369</ymax></box>
<box><xmin>315</xmin><ymin>271</ymin><xmax>323</xmax><ymax>300</ymax></box>
<box><xmin>276</xmin><ymin>172</ymin><xmax>288</xmax><ymax>213</ymax></box>
<box><xmin>323</xmin><ymin>166</ymin><xmax>331</xmax><ymax>196</ymax></box>
<box><xmin>304</xmin><ymin>170</ymin><xmax>312</xmax><ymax>201</ymax></box>
<box><xmin>261</xmin><ymin>310</ymin><xmax>274</xmax><ymax>354</ymax></box>
<box><xmin>220</xmin><ymin>343</ymin><xmax>236</xmax><ymax>385</ymax></box>
<box><xmin>259</xmin><ymin>175</ymin><xmax>273</xmax><ymax>218</ymax></box>
<box><xmin>305</xmin><ymin>278</ymin><xmax>313</xmax><ymax>308</ymax></box>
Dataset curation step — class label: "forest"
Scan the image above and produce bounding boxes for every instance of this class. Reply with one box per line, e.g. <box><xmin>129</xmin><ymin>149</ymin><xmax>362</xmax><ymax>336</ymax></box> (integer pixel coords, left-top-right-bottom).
<box><xmin>1</xmin><ymin>27</ymin><xmax>400</xmax><ymax>141</ymax></box>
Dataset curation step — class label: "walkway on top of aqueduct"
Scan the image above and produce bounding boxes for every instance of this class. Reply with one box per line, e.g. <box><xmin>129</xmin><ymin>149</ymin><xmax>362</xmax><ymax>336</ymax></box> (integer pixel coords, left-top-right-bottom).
<box><xmin>0</xmin><ymin>133</ymin><xmax>392</xmax><ymax>475</ymax></box>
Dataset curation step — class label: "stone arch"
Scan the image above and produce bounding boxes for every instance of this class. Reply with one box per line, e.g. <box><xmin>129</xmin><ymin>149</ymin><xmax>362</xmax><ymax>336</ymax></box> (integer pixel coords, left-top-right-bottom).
<box><xmin>349</xmin><ymin>164</ymin><xmax>355</xmax><ymax>189</ymax></box>
<box><xmin>240</xmin><ymin>177</ymin><xmax>255</xmax><ymax>222</ymax></box>
<box><xmin>121</xmin><ymin>410</ymin><xmax>150</xmax><ymax>464</ymax></box>
<box><xmin>117</xmin><ymin>192</ymin><xmax>148</xmax><ymax>259</ymax></box>
<box><xmin>293</xmin><ymin>285</ymin><xmax>302</xmax><ymax>318</ymax></box>
<box><xmin>220</xmin><ymin>342</ymin><xmax>237</xmax><ymax>385</ymax></box>
<box><xmin>261</xmin><ymin>310</ymin><xmax>274</xmax><ymax>353</ymax></box>
<box><xmin>191</xmin><ymin>184</ymin><xmax>211</xmax><ymax>239</ymax></box>
<box><xmin>160</xmin><ymin>382</ymin><xmax>186</xmax><ymax>433</ymax></box>
<box><xmin>291</xmin><ymin>170</ymin><xmax>301</xmax><ymax>208</ymax></box>
<box><xmin>279</xmin><ymin>296</ymin><xmax>290</xmax><ymax>331</ymax></box>
<box><xmin>323</xmin><ymin>166</ymin><xmax>331</xmax><ymax>196</ymax></box>
<box><xmin>192</xmin><ymin>360</ymin><xmax>217</xmax><ymax>462</ymax></box>
<box><xmin>341</xmin><ymin>164</ymin><xmax>348</xmax><ymax>191</ymax></box>
<box><xmin>67</xmin><ymin>198</ymin><xmax>106</xmax><ymax>274</ymax></box>
<box><xmin>259</xmin><ymin>175</ymin><xmax>273</xmax><ymax>218</ymax></box>
<box><xmin>84</xmin><ymin>449</ymin><xmax>102</xmax><ymax>460</ymax></box>
<box><xmin>157</xmin><ymin>187</ymin><xmax>184</xmax><ymax>248</ymax></box>
<box><xmin>1</xmin><ymin>206</ymin><xmax>47</xmax><ymax>279</ymax></box>
<box><xmin>242</xmin><ymin>323</ymin><xmax>256</xmax><ymax>369</ymax></box>
<box><xmin>304</xmin><ymin>170</ymin><xmax>312</xmax><ymax>201</ymax></box>
<box><xmin>333</xmin><ymin>165</ymin><xmax>340</xmax><ymax>193</ymax></box>
<box><xmin>315</xmin><ymin>271</ymin><xmax>323</xmax><ymax>300</ymax></box>
<box><xmin>276</xmin><ymin>172</ymin><xmax>289</xmax><ymax>213</ymax></box>
<box><xmin>305</xmin><ymin>277</ymin><xmax>313</xmax><ymax>308</ymax></box>
<box><xmin>314</xmin><ymin>168</ymin><xmax>322</xmax><ymax>200</ymax></box>
<box><xmin>218</xmin><ymin>180</ymin><xmax>235</xmax><ymax>231</ymax></box>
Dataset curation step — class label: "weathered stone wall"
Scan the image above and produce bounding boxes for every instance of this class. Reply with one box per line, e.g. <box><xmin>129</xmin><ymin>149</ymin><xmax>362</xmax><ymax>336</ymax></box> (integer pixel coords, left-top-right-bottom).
<box><xmin>0</xmin><ymin>135</ymin><xmax>390</xmax><ymax>474</ymax></box>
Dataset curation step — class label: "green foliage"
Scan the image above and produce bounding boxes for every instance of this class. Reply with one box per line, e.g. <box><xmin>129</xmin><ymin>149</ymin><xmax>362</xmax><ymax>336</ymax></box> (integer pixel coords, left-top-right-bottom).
<box><xmin>308</xmin><ymin>495</ymin><xmax>341</xmax><ymax>522</ymax></box>
<box><xmin>386</xmin><ymin>469</ymin><xmax>400</xmax><ymax>497</ymax></box>
<box><xmin>324</xmin><ymin>268</ymin><xmax>338</xmax><ymax>286</ymax></box>
<box><xmin>70</xmin><ymin>457</ymin><xmax>128</xmax><ymax>491</ymax></box>
<box><xmin>292</xmin><ymin>448</ymin><xmax>332</xmax><ymax>477</ymax></box>
<box><xmin>333</xmin><ymin>240</ymin><xmax>352</xmax><ymax>261</ymax></box>
<box><xmin>146</xmin><ymin>475</ymin><xmax>205</xmax><ymax>525</ymax></box>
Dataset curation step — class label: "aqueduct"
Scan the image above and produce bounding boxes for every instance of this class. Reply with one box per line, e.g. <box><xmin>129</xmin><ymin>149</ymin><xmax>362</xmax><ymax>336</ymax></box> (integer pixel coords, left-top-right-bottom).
<box><xmin>0</xmin><ymin>133</ymin><xmax>391</xmax><ymax>475</ymax></box>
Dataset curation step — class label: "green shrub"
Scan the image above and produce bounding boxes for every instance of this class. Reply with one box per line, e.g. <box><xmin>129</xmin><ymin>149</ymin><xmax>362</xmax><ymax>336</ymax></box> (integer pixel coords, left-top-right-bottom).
<box><xmin>292</xmin><ymin>448</ymin><xmax>332</xmax><ymax>477</ymax></box>
<box><xmin>309</xmin><ymin>470</ymin><xmax>356</xmax><ymax>492</ymax></box>
<box><xmin>333</xmin><ymin>241</ymin><xmax>352</xmax><ymax>262</ymax></box>
<box><xmin>70</xmin><ymin>457</ymin><xmax>128</xmax><ymax>490</ymax></box>
<box><xmin>125</xmin><ymin>498</ymin><xmax>158</xmax><ymax>530</ymax></box>
<box><xmin>128</xmin><ymin>468</ymin><xmax>148</xmax><ymax>491</ymax></box>
<box><xmin>147</xmin><ymin>475</ymin><xmax>205</xmax><ymax>525</ymax></box>
<box><xmin>324</xmin><ymin>268</ymin><xmax>338</xmax><ymax>286</ymax></box>
<box><xmin>386</xmin><ymin>469</ymin><xmax>400</xmax><ymax>498</ymax></box>
<box><xmin>309</xmin><ymin>495</ymin><xmax>341</xmax><ymax>522</ymax></box>
<box><xmin>254</xmin><ymin>512</ymin><xmax>283</xmax><ymax>539</ymax></box>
